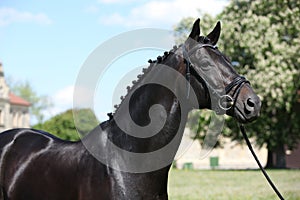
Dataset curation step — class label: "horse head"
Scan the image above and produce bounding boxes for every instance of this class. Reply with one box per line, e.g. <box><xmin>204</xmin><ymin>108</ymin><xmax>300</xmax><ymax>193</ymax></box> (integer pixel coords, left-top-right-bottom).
<box><xmin>185</xmin><ymin>19</ymin><xmax>261</xmax><ymax>123</ymax></box>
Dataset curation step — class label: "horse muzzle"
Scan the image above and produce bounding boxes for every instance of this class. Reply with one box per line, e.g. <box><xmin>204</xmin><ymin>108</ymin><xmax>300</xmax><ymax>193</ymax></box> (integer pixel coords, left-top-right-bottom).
<box><xmin>233</xmin><ymin>87</ymin><xmax>262</xmax><ymax>124</ymax></box>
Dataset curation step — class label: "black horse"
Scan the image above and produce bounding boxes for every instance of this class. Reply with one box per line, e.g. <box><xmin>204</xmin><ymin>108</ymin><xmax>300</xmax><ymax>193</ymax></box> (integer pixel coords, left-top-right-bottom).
<box><xmin>0</xmin><ymin>19</ymin><xmax>261</xmax><ymax>200</ymax></box>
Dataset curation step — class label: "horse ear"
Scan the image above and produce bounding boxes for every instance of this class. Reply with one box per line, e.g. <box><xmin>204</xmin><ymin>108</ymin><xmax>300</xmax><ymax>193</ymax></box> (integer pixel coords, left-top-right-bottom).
<box><xmin>207</xmin><ymin>21</ymin><xmax>221</xmax><ymax>45</ymax></box>
<box><xmin>189</xmin><ymin>18</ymin><xmax>200</xmax><ymax>40</ymax></box>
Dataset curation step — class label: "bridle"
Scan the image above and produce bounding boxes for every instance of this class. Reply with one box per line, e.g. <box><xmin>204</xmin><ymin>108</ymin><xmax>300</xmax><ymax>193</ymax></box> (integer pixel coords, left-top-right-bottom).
<box><xmin>182</xmin><ymin>42</ymin><xmax>285</xmax><ymax>200</ymax></box>
<box><xmin>182</xmin><ymin>43</ymin><xmax>250</xmax><ymax>115</ymax></box>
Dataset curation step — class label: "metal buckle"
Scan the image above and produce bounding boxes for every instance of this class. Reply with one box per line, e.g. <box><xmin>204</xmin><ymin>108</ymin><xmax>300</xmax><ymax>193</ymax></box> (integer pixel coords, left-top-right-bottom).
<box><xmin>218</xmin><ymin>95</ymin><xmax>234</xmax><ymax>111</ymax></box>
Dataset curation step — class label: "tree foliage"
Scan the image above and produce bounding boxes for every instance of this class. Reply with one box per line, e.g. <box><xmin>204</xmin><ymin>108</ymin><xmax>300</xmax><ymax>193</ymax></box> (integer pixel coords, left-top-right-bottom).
<box><xmin>33</xmin><ymin>108</ymin><xmax>99</xmax><ymax>141</ymax></box>
<box><xmin>220</xmin><ymin>0</ymin><xmax>300</xmax><ymax>168</ymax></box>
<box><xmin>175</xmin><ymin>0</ymin><xmax>300</xmax><ymax>168</ymax></box>
<box><xmin>9</xmin><ymin>80</ymin><xmax>52</xmax><ymax>124</ymax></box>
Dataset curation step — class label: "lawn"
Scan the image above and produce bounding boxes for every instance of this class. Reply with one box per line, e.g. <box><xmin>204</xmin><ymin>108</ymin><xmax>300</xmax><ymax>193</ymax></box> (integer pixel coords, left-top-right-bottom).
<box><xmin>168</xmin><ymin>169</ymin><xmax>300</xmax><ymax>200</ymax></box>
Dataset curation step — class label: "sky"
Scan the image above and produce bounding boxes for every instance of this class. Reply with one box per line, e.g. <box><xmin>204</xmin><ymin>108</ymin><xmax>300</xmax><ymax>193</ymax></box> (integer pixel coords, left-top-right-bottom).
<box><xmin>0</xmin><ymin>0</ymin><xmax>229</xmax><ymax>123</ymax></box>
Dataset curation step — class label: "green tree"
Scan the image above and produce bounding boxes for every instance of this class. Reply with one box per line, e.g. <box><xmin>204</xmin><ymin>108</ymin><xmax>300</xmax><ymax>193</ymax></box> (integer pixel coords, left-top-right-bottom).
<box><xmin>33</xmin><ymin>108</ymin><xmax>99</xmax><ymax>141</ymax></box>
<box><xmin>175</xmin><ymin>0</ymin><xmax>300</xmax><ymax>168</ymax></box>
<box><xmin>220</xmin><ymin>0</ymin><xmax>300</xmax><ymax>168</ymax></box>
<box><xmin>9</xmin><ymin>80</ymin><xmax>52</xmax><ymax>124</ymax></box>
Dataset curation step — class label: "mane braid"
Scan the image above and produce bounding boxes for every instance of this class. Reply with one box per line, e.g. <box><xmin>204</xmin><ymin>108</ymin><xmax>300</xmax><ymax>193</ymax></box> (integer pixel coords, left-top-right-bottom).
<box><xmin>108</xmin><ymin>46</ymin><xmax>177</xmax><ymax>118</ymax></box>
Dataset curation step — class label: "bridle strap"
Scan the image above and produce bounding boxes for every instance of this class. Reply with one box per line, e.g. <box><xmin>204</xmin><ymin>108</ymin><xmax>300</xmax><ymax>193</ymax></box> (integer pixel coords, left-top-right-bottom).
<box><xmin>183</xmin><ymin>43</ymin><xmax>284</xmax><ymax>200</ymax></box>
<box><xmin>183</xmin><ymin>46</ymin><xmax>191</xmax><ymax>99</ymax></box>
<box><xmin>182</xmin><ymin>43</ymin><xmax>217</xmax><ymax>99</ymax></box>
<box><xmin>226</xmin><ymin>76</ymin><xmax>250</xmax><ymax>111</ymax></box>
<box><xmin>225</xmin><ymin>76</ymin><xmax>249</xmax><ymax>94</ymax></box>
<box><xmin>187</xmin><ymin>43</ymin><xmax>217</xmax><ymax>57</ymax></box>
<box><xmin>182</xmin><ymin>43</ymin><xmax>249</xmax><ymax>112</ymax></box>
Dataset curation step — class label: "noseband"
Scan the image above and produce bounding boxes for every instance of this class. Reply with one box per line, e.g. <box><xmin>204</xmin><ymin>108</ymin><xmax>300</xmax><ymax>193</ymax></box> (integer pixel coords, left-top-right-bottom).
<box><xmin>183</xmin><ymin>43</ymin><xmax>285</xmax><ymax>200</ymax></box>
<box><xmin>183</xmin><ymin>43</ymin><xmax>250</xmax><ymax>114</ymax></box>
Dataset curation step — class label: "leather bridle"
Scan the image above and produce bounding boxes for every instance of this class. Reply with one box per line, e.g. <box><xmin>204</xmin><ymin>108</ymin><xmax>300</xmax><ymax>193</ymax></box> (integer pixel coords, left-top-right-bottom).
<box><xmin>182</xmin><ymin>43</ymin><xmax>250</xmax><ymax>114</ymax></box>
<box><xmin>183</xmin><ymin>43</ymin><xmax>285</xmax><ymax>200</ymax></box>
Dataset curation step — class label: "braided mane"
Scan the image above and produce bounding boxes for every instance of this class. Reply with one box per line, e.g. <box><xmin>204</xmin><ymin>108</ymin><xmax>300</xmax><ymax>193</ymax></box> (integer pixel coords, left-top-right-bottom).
<box><xmin>107</xmin><ymin>45</ymin><xmax>179</xmax><ymax>119</ymax></box>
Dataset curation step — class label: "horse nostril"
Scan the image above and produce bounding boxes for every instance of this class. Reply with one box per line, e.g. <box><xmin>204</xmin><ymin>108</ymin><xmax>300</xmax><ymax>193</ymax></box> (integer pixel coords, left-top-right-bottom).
<box><xmin>247</xmin><ymin>98</ymin><xmax>255</xmax><ymax>108</ymax></box>
<box><xmin>244</xmin><ymin>98</ymin><xmax>255</xmax><ymax>115</ymax></box>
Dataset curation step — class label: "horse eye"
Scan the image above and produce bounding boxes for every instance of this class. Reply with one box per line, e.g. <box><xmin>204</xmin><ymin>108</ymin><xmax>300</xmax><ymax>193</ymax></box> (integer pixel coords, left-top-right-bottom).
<box><xmin>199</xmin><ymin>59</ymin><xmax>211</xmax><ymax>70</ymax></box>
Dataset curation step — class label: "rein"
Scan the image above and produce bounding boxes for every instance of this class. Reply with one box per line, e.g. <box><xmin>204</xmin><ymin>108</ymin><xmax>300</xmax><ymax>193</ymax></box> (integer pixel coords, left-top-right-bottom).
<box><xmin>183</xmin><ymin>43</ymin><xmax>285</xmax><ymax>200</ymax></box>
<box><xmin>240</xmin><ymin>125</ymin><xmax>285</xmax><ymax>200</ymax></box>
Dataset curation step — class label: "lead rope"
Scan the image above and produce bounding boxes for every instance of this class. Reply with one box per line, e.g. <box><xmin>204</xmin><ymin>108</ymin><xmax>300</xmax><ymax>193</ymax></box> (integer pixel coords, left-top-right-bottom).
<box><xmin>183</xmin><ymin>43</ymin><xmax>284</xmax><ymax>199</ymax></box>
<box><xmin>227</xmin><ymin>75</ymin><xmax>284</xmax><ymax>199</ymax></box>
<box><xmin>239</xmin><ymin>125</ymin><xmax>285</xmax><ymax>200</ymax></box>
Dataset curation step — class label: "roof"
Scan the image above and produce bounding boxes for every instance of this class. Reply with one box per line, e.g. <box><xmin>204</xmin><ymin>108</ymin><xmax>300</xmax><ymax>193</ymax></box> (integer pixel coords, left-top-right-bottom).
<box><xmin>9</xmin><ymin>93</ymin><xmax>31</xmax><ymax>107</ymax></box>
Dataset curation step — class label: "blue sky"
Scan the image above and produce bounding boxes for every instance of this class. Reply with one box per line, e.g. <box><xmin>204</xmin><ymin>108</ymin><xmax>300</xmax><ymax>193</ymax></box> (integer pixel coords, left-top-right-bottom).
<box><xmin>0</xmin><ymin>0</ymin><xmax>229</xmax><ymax>122</ymax></box>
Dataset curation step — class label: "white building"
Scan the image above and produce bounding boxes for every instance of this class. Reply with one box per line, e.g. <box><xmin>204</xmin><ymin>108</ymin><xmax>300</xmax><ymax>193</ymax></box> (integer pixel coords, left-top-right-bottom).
<box><xmin>175</xmin><ymin>128</ymin><xmax>268</xmax><ymax>169</ymax></box>
<box><xmin>0</xmin><ymin>62</ymin><xmax>30</xmax><ymax>132</ymax></box>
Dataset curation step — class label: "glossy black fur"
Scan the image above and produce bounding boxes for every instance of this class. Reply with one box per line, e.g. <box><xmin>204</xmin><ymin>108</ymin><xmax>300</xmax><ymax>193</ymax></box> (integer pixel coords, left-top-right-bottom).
<box><xmin>0</xmin><ymin>19</ymin><xmax>261</xmax><ymax>200</ymax></box>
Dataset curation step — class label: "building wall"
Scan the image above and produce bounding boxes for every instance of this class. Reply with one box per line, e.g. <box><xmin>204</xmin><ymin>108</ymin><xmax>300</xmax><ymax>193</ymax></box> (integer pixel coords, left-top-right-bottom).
<box><xmin>10</xmin><ymin>105</ymin><xmax>30</xmax><ymax>129</ymax></box>
<box><xmin>286</xmin><ymin>144</ymin><xmax>300</xmax><ymax>169</ymax></box>
<box><xmin>0</xmin><ymin>63</ymin><xmax>30</xmax><ymax>132</ymax></box>
<box><xmin>0</xmin><ymin>99</ymin><xmax>10</xmax><ymax>132</ymax></box>
<box><xmin>175</xmin><ymin>128</ymin><xmax>268</xmax><ymax>169</ymax></box>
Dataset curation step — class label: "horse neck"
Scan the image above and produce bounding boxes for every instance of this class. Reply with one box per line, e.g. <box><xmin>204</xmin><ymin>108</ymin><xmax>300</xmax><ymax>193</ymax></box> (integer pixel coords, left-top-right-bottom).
<box><xmin>79</xmin><ymin>51</ymin><xmax>204</xmax><ymax>198</ymax></box>
<box><xmin>110</xmin><ymin>52</ymin><xmax>190</xmax><ymax>153</ymax></box>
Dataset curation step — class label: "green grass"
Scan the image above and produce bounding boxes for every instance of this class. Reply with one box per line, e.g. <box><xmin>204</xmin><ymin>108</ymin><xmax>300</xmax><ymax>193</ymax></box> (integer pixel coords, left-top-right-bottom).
<box><xmin>168</xmin><ymin>169</ymin><xmax>300</xmax><ymax>200</ymax></box>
